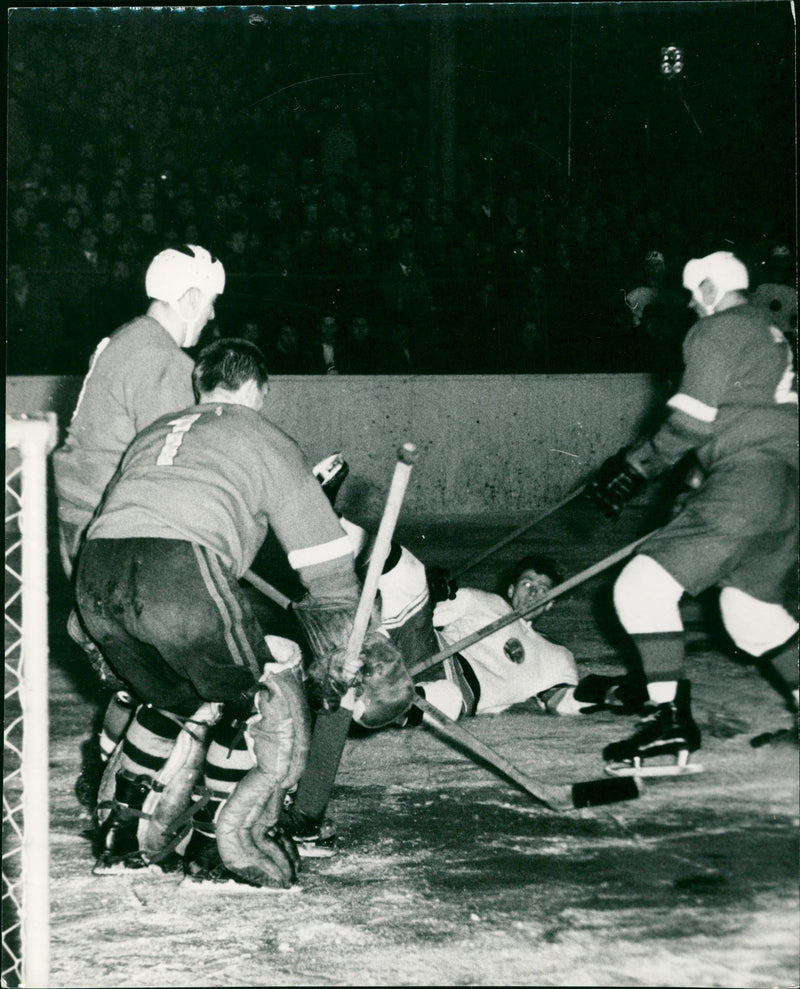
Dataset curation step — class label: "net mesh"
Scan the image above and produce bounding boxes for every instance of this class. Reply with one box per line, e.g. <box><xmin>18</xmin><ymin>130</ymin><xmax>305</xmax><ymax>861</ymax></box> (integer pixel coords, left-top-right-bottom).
<box><xmin>3</xmin><ymin>414</ymin><xmax>57</xmax><ymax>989</ymax></box>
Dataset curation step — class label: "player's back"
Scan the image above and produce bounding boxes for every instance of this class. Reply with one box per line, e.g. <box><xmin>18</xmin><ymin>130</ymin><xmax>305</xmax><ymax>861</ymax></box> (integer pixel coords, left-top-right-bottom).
<box><xmin>87</xmin><ymin>402</ymin><xmax>306</xmax><ymax>578</ymax></box>
<box><xmin>53</xmin><ymin>315</ymin><xmax>194</xmax><ymax>523</ymax></box>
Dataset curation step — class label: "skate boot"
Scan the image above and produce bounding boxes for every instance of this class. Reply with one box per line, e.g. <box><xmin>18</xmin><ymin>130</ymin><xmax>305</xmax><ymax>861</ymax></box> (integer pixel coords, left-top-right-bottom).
<box><xmin>92</xmin><ymin>771</ymin><xmax>152</xmax><ymax>873</ymax></box>
<box><xmin>74</xmin><ymin>733</ymin><xmax>107</xmax><ymax>813</ymax></box>
<box><xmin>181</xmin><ymin>829</ymin><xmax>263</xmax><ymax>891</ymax></box>
<box><xmin>278</xmin><ymin>801</ymin><xmax>338</xmax><ymax>859</ymax></box>
<box><xmin>603</xmin><ymin>680</ymin><xmax>703</xmax><ymax>777</ymax></box>
<box><xmin>92</xmin><ymin>771</ymin><xmax>182</xmax><ymax>874</ymax></box>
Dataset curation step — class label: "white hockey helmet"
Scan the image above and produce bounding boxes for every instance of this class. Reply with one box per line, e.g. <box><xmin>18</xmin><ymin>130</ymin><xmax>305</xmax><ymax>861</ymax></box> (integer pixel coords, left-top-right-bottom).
<box><xmin>682</xmin><ymin>251</ymin><xmax>749</xmax><ymax>311</ymax></box>
<box><xmin>145</xmin><ymin>244</ymin><xmax>225</xmax><ymax>306</ymax></box>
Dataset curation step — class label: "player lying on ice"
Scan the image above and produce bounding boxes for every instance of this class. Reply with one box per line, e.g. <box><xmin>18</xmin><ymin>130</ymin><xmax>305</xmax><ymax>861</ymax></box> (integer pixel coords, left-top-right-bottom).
<box><xmin>342</xmin><ymin>517</ymin><xmax>645</xmax><ymax>724</ymax></box>
<box><xmin>74</xmin><ymin>339</ymin><xmax>416</xmax><ymax>889</ymax></box>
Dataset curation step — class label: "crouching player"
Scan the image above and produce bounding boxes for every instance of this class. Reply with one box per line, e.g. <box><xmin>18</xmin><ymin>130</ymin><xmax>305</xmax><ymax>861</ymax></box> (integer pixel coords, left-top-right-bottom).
<box><xmin>75</xmin><ymin>339</ymin><xmax>414</xmax><ymax>888</ymax></box>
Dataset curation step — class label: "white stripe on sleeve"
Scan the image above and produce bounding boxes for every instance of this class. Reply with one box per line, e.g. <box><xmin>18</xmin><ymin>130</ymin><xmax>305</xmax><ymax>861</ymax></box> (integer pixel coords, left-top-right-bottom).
<box><xmin>288</xmin><ymin>535</ymin><xmax>355</xmax><ymax>571</ymax></box>
<box><xmin>667</xmin><ymin>392</ymin><xmax>718</xmax><ymax>423</ymax></box>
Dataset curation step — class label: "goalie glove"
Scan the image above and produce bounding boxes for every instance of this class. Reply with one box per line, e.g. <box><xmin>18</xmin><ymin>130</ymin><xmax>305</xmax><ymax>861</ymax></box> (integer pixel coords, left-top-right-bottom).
<box><xmin>351</xmin><ymin>632</ymin><xmax>415</xmax><ymax>729</ymax></box>
<box><xmin>292</xmin><ymin>594</ymin><xmax>377</xmax><ymax>711</ymax></box>
<box><xmin>586</xmin><ymin>447</ymin><xmax>647</xmax><ymax>519</ymax></box>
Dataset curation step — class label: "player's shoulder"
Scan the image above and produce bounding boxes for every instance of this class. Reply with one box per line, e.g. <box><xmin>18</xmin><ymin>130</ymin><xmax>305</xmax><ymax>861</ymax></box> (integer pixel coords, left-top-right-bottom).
<box><xmin>104</xmin><ymin>315</ymin><xmax>182</xmax><ymax>360</ymax></box>
<box><xmin>689</xmin><ymin>302</ymin><xmax>771</xmax><ymax>346</ymax></box>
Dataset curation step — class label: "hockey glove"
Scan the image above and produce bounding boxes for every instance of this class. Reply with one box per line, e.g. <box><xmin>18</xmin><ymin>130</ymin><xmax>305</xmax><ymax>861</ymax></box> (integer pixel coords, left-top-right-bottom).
<box><xmin>586</xmin><ymin>447</ymin><xmax>647</xmax><ymax>519</ymax></box>
<box><xmin>292</xmin><ymin>594</ymin><xmax>377</xmax><ymax>711</ymax></box>
<box><xmin>312</xmin><ymin>453</ymin><xmax>349</xmax><ymax>509</ymax></box>
<box><xmin>351</xmin><ymin>632</ymin><xmax>416</xmax><ymax>729</ymax></box>
<box><xmin>426</xmin><ymin>565</ymin><xmax>458</xmax><ymax>605</ymax></box>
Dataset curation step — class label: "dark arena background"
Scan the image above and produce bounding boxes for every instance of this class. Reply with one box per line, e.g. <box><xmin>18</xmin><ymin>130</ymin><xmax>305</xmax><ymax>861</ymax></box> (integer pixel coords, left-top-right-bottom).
<box><xmin>4</xmin><ymin>4</ymin><xmax>798</xmax><ymax>987</ymax></box>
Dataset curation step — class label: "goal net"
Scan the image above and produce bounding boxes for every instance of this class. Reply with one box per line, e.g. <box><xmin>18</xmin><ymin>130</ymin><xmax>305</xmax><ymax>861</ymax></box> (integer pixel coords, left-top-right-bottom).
<box><xmin>4</xmin><ymin>414</ymin><xmax>57</xmax><ymax>989</ymax></box>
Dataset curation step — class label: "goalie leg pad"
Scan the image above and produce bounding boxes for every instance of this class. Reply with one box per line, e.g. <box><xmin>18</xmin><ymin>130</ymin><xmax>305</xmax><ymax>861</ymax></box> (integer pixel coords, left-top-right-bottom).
<box><xmin>215</xmin><ymin>644</ymin><xmax>310</xmax><ymax>887</ymax></box>
<box><xmin>139</xmin><ymin>701</ymin><xmax>222</xmax><ymax>862</ymax></box>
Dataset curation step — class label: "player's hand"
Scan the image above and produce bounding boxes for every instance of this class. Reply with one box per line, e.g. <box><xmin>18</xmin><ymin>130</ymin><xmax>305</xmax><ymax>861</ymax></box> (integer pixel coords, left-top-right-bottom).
<box><xmin>586</xmin><ymin>447</ymin><xmax>647</xmax><ymax>519</ymax></box>
<box><xmin>426</xmin><ymin>565</ymin><xmax>458</xmax><ymax>604</ymax></box>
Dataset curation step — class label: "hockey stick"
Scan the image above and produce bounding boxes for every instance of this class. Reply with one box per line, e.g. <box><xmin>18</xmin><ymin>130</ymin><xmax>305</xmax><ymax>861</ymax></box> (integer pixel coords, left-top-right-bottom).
<box><xmin>242</xmin><ymin>569</ymin><xmax>293</xmax><ymax>610</ymax></box>
<box><xmin>289</xmin><ymin>444</ymin><xmax>418</xmax><ymax>824</ymax></box>
<box><xmin>410</xmin><ymin>531</ymin><xmax>655</xmax><ymax>679</ymax></box>
<box><xmin>339</xmin><ymin>442</ymin><xmax>419</xmax><ymax>704</ymax></box>
<box><xmin>450</xmin><ymin>483</ymin><xmax>587</xmax><ymax>581</ymax></box>
<box><xmin>414</xmin><ymin>695</ymin><xmax>642</xmax><ymax>811</ymax></box>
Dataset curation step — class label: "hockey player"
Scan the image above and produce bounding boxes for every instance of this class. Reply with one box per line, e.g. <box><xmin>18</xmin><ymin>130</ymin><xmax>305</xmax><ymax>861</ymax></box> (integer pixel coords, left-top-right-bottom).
<box><xmin>280</xmin><ymin>507</ymin><xmax>638</xmax><ymax>856</ymax></box>
<box><xmin>75</xmin><ymin>339</ymin><xmax>413</xmax><ymax>887</ymax></box>
<box><xmin>52</xmin><ymin>244</ymin><xmax>225</xmax><ymax>805</ymax></box>
<box><xmin>405</xmin><ymin>553</ymin><xmax>639</xmax><ymax>723</ymax></box>
<box><xmin>588</xmin><ymin>250</ymin><xmax>798</xmax><ymax>776</ymax></box>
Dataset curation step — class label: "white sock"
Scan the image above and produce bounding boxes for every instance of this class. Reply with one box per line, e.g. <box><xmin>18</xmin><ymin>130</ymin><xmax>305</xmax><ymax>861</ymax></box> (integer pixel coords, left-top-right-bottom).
<box><xmin>647</xmin><ymin>680</ymin><xmax>678</xmax><ymax>705</ymax></box>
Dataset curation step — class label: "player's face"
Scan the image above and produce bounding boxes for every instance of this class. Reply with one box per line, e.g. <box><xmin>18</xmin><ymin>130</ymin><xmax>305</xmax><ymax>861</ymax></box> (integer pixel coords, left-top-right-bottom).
<box><xmin>509</xmin><ymin>569</ymin><xmax>554</xmax><ymax>616</ymax></box>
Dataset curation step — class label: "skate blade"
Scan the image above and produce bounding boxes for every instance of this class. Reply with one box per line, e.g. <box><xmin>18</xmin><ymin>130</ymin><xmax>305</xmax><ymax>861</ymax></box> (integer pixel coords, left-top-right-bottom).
<box><xmin>605</xmin><ymin>752</ymin><xmax>704</xmax><ymax>778</ymax></box>
<box><xmin>92</xmin><ymin>860</ymin><xmax>165</xmax><ymax>877</ymax></box>
<box><xmin>179</xmin><ymin>876</ymin><xmax>300</xmax><ymax>894</ymax></box>
<box><xmin>295</xmin><ymin>844</ymin><xmax>338</xmax><ymax>860</ymax></box>
<box><xmin>605</xmin><ymin>762</ymin><xmax>704</xmax><ymax>778</ymax></box>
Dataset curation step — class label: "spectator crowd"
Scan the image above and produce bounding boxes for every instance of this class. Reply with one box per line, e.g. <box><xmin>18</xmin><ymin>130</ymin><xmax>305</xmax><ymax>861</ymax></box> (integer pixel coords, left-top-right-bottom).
<box><xmin>7</xmin><ymin>12</ymin><xmax>796</xmax><ymax>377</ymax></box>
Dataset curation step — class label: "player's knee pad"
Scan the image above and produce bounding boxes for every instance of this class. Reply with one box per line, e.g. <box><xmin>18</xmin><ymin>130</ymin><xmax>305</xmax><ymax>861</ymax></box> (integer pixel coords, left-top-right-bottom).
<box><xmin>719</xmin><ymin>587</ymin><xmax>799</xmax><ymax>657</ymax></box>
<box><xmin>613</xmin><ymin>554</ymin><xmax>685</xmax><ymax>634</ymax></box>
<box><xmin>214</xmin><ymin>638</ymin><xmax>309</xmax><ymax>888</ymax></box>
<box><xmin>99</xmin><ymin>691</ymin><xmax>138</xmax><ymax>759</ymax></box>
<box><xmin>351</xmin><ymin>630</ymin><xmax>416</xmax><ymax>729</ymax></box>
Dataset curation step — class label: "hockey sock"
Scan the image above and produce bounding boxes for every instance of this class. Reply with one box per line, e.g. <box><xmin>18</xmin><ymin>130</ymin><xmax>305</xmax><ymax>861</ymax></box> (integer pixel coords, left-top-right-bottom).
<box><xmin>647</xmin><ymin>680</ymin><xmax>679</xmax><ymax>705</ymax></box>
<box><xmin>630</xmin><ymin>631</ymin><xmax>684</xmax><ymax>704</ymax></box>
<box><xmin>98</xmin><ymin>691</ymin><xmax>137</xmax><ymax>761</ymax></box>
<box><xmin>118</xmin><ymin>705</ymin><xmax>183</xmax><ymax>779</ymax></box>
<box><xmin>292</xmin><ymin>706</ymin><xmax>353</xmax><ymax>823</ymax></box>
<box><xmin>194</xmin><ymin>717</ymin><xmax>256</xmax><ymax>837</ymax></box>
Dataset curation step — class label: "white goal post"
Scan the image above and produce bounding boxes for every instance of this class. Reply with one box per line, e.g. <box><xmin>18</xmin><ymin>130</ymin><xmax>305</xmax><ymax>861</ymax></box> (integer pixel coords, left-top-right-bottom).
<box><xmin>4</xmin><ymin>413</ymin><xmax>57</xmax><ymax>989</ymax></box>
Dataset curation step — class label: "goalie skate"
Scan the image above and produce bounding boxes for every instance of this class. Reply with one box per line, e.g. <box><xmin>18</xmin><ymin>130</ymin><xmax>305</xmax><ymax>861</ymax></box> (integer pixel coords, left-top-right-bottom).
<box><xmin>603</xmin><ymin>681</ymin><xmax>703</xmax><ymax>778</ymax></box>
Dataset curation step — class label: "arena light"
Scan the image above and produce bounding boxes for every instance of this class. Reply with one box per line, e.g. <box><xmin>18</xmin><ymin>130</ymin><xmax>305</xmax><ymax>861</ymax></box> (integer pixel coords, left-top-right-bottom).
<box><xmin>660</xmin><ymin>46</ymin><xmax>685</xmax><ymax>79</ymax></box>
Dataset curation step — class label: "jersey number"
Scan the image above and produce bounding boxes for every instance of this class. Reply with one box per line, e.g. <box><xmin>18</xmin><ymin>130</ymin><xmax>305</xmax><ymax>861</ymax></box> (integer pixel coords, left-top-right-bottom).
<box><xmin>156</xmin><ymin>414</ymin><xmax>202</xmax><ymax>466</ymax></box>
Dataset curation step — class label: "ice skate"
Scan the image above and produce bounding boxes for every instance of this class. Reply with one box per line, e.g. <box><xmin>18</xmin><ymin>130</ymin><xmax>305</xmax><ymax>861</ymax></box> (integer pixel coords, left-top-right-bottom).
<box><xmin>603</xmin><ymin>681</ymin><xmax>703</xmax><ymax>777</ymax></box>
<box><xmin>181</xmin><ymin>831</ymin><xmax>268</xmax><ymax>892</ymax></box>
<box><xmin>278</xmin><ymin>804</ymin><xmax>338</xmax><ymax>859</ymax></box>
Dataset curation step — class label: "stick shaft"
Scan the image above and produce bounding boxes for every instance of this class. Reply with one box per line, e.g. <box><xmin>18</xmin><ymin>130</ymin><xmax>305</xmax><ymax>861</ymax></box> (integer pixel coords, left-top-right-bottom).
<box><xmin>451</xmin><ymin>484</ymin><xmax>587</xmax><ymax>581</ymax></box>
<box><xmin>415</xmin><ymin>696</ymin><xmax>642</xmax><ymax>811</ymax></box>
<box><xmin>242</xmin><ymin>569</ymin><xmax>293</xmax><ymax>610</ymax></box>
<box><xmin>410</xmin><ymin>532</ymin><xmax>654</xmax><ymax>678</ymax></box>
<box><xmin>414</xmin><ymin>696</ymin><xmax>568</xmax><ymax>810</ymax></box>
<box><xmin>341</xmin><ymin>444</ymin><xmax>417</xmax><ymax>687</ymax></box>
